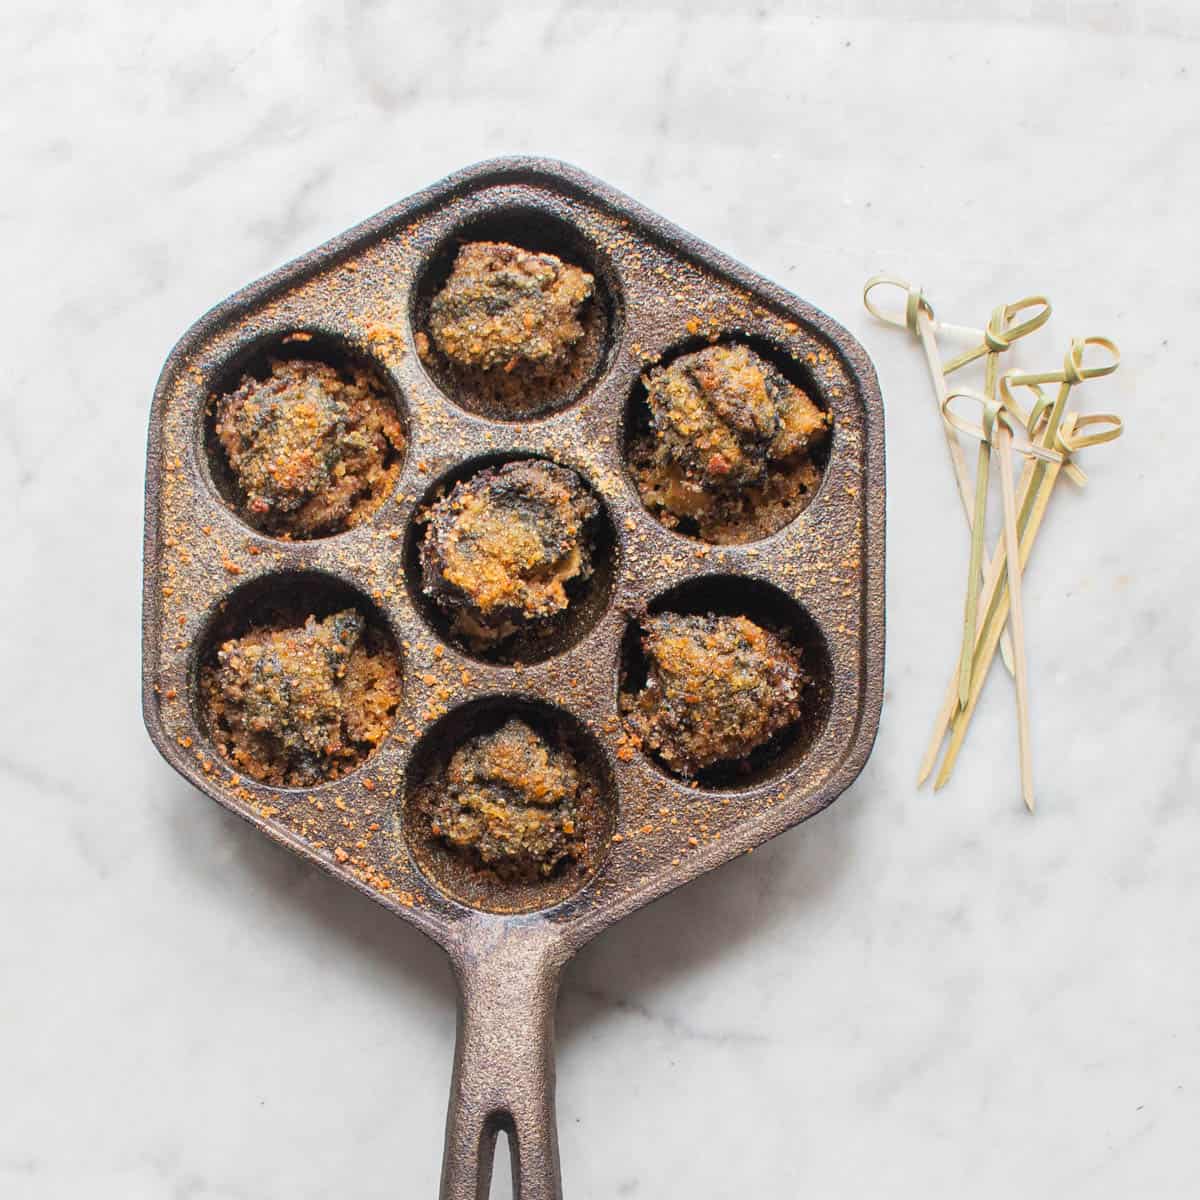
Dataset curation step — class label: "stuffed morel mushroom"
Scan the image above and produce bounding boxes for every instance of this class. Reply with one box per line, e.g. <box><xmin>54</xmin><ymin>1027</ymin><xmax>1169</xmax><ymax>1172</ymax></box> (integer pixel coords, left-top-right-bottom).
<box><xmin>426</xmin><ymin>718</ymin><xmax>584</xmax><ymax>881</ymax></box>
<box><xmin>200</xmin><ymin>608</ymin><xmax>401</xmax><ymax>786</ymax></box>
<box><xmin>214</xmin><ymin>358</ymin><xmax>404</xmax><ymax>538</ymax></box>
<box><xmin>630</xmin><ymin>343</ymin><xmax>829</xmax><ymax>543</ymax></box>
<box><xmin>622</xmin><ymin>612</ymin><xmax>808</xmax><ymax>776</ymax></box>
<box><xmin>418</xmin><ymin>459</ymin><xmax>599</xmax><ymax>649</ymax></box>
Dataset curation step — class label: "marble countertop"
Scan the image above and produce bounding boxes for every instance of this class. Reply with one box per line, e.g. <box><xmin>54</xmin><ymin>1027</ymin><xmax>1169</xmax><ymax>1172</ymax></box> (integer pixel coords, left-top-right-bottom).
<box><xmin>3</xmin><ymin>2</ymin><xmax>1195</xmax><ymax>1197</ymax></box>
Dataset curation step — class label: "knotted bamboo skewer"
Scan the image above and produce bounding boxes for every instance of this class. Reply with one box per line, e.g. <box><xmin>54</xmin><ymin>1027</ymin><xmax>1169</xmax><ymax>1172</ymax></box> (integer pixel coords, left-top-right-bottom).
<box><xmin>940</xmin><ymin>392</ymin><xmax>1061</xmax><ymax>810</ymax></box>
<box><xmin>865</xmin><ymin>271</ymin><xmax>1124</xmax><ymax>808</ymax></box>
<box><xmin>920</xmin><ymin>338</ymin><xmax>1122</xmax><ymax>795</ymax></box>
<box><xmin>863</xmin><ymin>277</ymin><xmax>1048</xmax><ymax>677</ymax></box>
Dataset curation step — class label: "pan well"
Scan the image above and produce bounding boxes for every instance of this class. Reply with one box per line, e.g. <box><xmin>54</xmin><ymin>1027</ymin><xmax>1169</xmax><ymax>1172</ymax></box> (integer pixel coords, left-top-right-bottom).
<box><xmin>619</xmin><ymin>575</ymin><xmax>834</xmax><ymax>790</ymax></box>
<box><xmin>410</xmin><ymin>204</ymin><xmax>622</xmax><ymax>420</ymax></box>
<box><xmin>400</xmin><ymin>697</ymin><xmax>618</xmax><ymax>914</ymax></box>
<box><xmin>623</xmin><ymin>333</ymin><xmax>832</xmax><ymax>544</ymax></box>
<box><xmin>192</xmin><ymin>571</ymin><xmax>404</xmax><ymax>788</ymax></box>
<box><xmin>201</xmin><ymin>329</ymin><xmax>408</xmax><ymax>539</ymax></box>
<box><xmin>402</xmin><ymin>452</ymin><xmax>618</xmax><ymax>666</ymax></box>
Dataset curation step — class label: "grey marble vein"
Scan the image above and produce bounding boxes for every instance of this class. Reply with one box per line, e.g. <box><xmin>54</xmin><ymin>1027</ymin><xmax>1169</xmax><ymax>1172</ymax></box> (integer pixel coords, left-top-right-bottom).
<box><xmin>1</xmin><ymin>2</ymin><xmax>1196</xmax><ymax>1198</ymax></box>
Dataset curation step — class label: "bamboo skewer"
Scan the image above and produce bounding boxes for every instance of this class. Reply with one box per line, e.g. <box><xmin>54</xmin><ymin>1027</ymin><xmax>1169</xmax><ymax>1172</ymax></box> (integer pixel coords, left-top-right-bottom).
<box><xmin>957</xmin><ymin>397</ymin><xmax>996</xmax><ymax>707</ymax></box>
<box><xmin>916</xmin><ymin>431</ymin><xmax>1062</xmax><ymax>788</ymax></box>
<box><xmin>918</xmin><ymin>408</ymin><xmax>1071</xmax><ymax>788</ymax></box>
<box><xmin>995</xmin><ymin>412</ymin><xmax>1034</xmax><ymax>810</ymax></box>
<box><xmin>864</xmin><ymin>279</ymin><xmax>1007</xmax><ymax>678</ymax></box>
<box><xmin>866</xmin><ymin>270</ymin><xmax>1124</xmax><ymax>807</ymax></box>
<box><xmin>863</xmin><ymin>277</ymin><xmax>980</xmax><ymax>526</ymax></box>
<box><xmin>939</xmin><ymin>394</ymin><xmax>1058</xmax><ymax>807</ymax></box>
<box><xmin>1001</xmin><ymin>375</ymin><xmax>1089</xmax><ymax>489</ymax></box>
<box><xmin>931</xmin><ymin>410</ymin><xmax>1124</xmax><ymax>791</ymax></box>
<box><xmin>863</xmin><ymin>278</ymin><xmax>1048</xmax><ymax>677</ymax></box>
<box><xmin>949</xmin><ymin>301</ymin><xmax>1046</xmax><ymax>704</ymax></box>
<box><xmin>921</xmin><ymin>338</ymin><xmax>1121</xmax><ymax>791</ymax></box>
<box><xmin>939</xmin><ymin>296</ymin><xmax>1052</xmax><ymax>375</ymax></box>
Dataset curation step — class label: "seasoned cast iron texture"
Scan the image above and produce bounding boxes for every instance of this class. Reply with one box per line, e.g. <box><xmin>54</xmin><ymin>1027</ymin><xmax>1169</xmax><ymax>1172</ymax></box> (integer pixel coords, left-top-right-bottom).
<box><xmin>142</xmin><ymin>157</ymin><xmax>885</xmax><ymax>1199</ymax></box>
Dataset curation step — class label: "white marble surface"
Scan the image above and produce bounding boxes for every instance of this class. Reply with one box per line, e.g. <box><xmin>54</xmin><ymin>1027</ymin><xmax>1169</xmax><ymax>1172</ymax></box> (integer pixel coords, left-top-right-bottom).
<box><xmin>2</xmin><ymin>2</ymin><xmax>1196</xmax><ymax>1197</ymax></box>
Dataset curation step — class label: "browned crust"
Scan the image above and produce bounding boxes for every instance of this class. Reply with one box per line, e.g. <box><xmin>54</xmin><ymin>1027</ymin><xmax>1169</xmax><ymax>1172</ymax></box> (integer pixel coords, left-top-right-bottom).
<box><xmin>630</xmin><ymin>343</ymin><xmax>830</xmax><ymax>543</ymax></box>
<box><xmin>214</xmin><ymin>357</ymin><xmax>405</xmax><ymax>538</ymax></box>
<box><xmin>199</xmin><ymin>608</ymin><xmax>401</xmax><ymax>787</ymax></box>
<box><xmin>621</xmin><ymin>612</ymin><xmax>808</xmax><ymax>776</ymax></box>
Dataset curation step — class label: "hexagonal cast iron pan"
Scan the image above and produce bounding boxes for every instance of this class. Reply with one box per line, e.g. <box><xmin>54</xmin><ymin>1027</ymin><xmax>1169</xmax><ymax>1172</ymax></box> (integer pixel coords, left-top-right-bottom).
<box><xmin>142</xmin><ymin>157</ymin><xmax>885</xmax><ymax>1198</ymax></box>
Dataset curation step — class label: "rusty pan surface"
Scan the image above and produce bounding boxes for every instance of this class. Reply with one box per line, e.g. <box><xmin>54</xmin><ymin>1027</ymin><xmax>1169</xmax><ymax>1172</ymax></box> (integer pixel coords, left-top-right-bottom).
<box><xmin>142</xmin><ymin>157</ymin><xmax>885</xmax><ymax>1198</ymax></box>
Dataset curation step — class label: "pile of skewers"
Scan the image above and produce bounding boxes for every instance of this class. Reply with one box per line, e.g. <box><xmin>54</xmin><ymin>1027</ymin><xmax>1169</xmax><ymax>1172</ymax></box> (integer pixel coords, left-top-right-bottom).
<box><xmin>864</xmin><ymin>276</ymin><xmax>1124</xmax><ymax>812</ymax></box>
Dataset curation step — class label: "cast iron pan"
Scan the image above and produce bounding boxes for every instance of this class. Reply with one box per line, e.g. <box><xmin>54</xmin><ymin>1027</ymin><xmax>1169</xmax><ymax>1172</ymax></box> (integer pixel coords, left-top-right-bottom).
<box><xmin>142</xmin><ymin>157</ymin><xmax>885</xmax><ymax>1198</ymax></box>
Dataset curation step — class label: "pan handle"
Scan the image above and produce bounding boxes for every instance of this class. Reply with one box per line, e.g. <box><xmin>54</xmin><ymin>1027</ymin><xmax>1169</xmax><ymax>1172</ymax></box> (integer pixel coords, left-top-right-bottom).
<box><xmin>440</xmin><ymin>927</ymin><xmax>565</xmax><ymax>1200</ymax></box>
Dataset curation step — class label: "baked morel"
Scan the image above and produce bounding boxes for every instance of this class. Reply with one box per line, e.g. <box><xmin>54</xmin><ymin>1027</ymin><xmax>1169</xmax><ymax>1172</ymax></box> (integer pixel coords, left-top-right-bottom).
<box><xmin>630</xmin><ymin>343</ymin><xmax>829</xmax><ymax>543</ymax></box>
<box><xmin>418</xmin><ymin>459</ymin><xmax>599</xmax><ymax>649</ymax></box>
<box><xmin>427</xmin><ymin>718</ymin><xmax>583</xmax><ymax>881</ymax></box>
<box><xmin>622</xmin><ymin>612</ymin><xmax>807</xmax><ymax>776</ymax></box>
<box><xmin>426</xmin><ymin>241</ymin><xmax>593</xmax><ymax>372</ymax></box>
<box><xmin>213</xmin><ymin>358</ymin><xmax>404</xmax><ymax>538</ymax></box>
<box><xmin>200</xmin><ymin>608</ymin><xmax>401</xmax><ymax>786</ymax></box>
<box><xmin>417</xmin><ymin>241</ymin><xmax>600</xmax><ymax>418</ymax></box>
